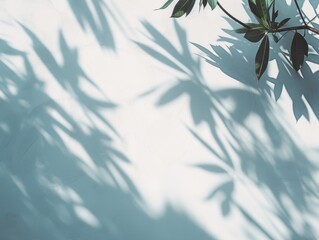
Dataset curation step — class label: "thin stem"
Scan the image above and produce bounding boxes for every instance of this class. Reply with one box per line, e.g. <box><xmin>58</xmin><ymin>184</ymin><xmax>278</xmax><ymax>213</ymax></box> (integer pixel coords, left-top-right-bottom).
<box><xmin>307</xmin><ymin>13</ymin><xmax>319</xmax><ymax>25</ymax></box>
<box><xmin>217</xmin><ymin>2</ymin><xmax>251</xmax><ymax>29</ymax></box>
<box><xmin>270</xmin><ymin>25</ymin><xmax>319</xmax><ymax>35</ymax></box>
<box><xmin>294</xmin><ymin>0</ymin><xmax>307</xmax><ymax>26</ymax></box>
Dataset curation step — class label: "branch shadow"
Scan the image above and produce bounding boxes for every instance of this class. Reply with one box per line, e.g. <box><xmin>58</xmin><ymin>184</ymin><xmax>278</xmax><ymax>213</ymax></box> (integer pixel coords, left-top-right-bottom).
<box><xmin>135</xmin><ymin>18</ymin><xmax>319</xmax><ymax>239</ymax></box>
<box><xmin>0</xmin><ymin>25</ymin><xmax>213</xmax><ymax>239</ymax></box>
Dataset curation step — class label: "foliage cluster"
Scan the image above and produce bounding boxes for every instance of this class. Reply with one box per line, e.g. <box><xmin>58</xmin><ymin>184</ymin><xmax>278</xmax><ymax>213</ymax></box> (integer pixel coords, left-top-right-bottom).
<box><xmin>159</xmin><ymin>0</ymin><xmax>318</xmax><ymax>79</ymax></box>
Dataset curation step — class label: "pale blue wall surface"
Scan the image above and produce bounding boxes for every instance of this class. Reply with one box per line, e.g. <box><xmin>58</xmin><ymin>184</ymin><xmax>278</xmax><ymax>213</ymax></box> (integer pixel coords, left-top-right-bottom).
<box><xmin>1</xmin><ymin>0</ymin><xmax>319</xmax><ymax>239</ymax></box>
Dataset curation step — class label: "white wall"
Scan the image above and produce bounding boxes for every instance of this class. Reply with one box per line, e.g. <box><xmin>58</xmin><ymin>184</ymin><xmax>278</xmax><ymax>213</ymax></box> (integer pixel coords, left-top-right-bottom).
<box><xmin>1</xmin><ymin>0</ymin><xmax>319</xmax><ymax>239</ymax></box>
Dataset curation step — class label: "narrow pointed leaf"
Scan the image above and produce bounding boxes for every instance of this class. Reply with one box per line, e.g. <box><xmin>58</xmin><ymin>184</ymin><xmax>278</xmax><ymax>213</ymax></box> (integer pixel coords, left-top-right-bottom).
<box><xmin>267</xmin><ymin>0</ymin><xmax>274</xmax><ymax>14</ymax></box>
<box><xmin>245</xmin><ymin>29</ymin><xmax>266</xmax><ymax>42</ymax></box>
<box><xmin>290</xmin><ymin>32</ymin><xmax>308</xmax><ymax>71</ymax></box>
<box><xmin>256</xmin><ymin>0</ymin><xmax>268</xmax><ymax>18</ymax></box>
<box><xmin>236</xmin><ymin>23</ymin><xmax>265</xmax><ymax>34</ymax></box>
<box><xmin>158</xmin><ymin>0</ymin><xmax>174</xmax><ymax>9</ymax></box>
<box><xmin>171</xmin><ymin>0</ymin><xmax>196</xmax><ymax>17</ymax></box>
<box><xmin>272</xmin><ymin>10</ymin><xmax>278</xmax><ymax>22</ymax></box>
<box><xmin>256</xmin><ymin>0</ymin><xmax>269</xmax><ymax>27</ymax></box>
<box><xmin>199</xmin><ymin>0</ymin><xmax>208</xmax><ymax>8</ymax></box>
<box><xmin>207</xmin><ymin>0</ymin><xmax>217</xmax><ymax>10</ymax></box>
<box><xmin>267</xmin><ymin>0</ymin><xmax>274</xmax><ymax>7</ymax></box>
<box><xmin>278</xmin><ymin>18</ymin><xmax>290</xmax><ymax>28</ymax></box>
<box><xmin>236</xmin><ymin>27</ymin><xmax>249</xmax><ymax>34</ymax></box>
<box><xmin>248</xmin><ymin>0</ymin><xmax>261</xmax><ymax>18</ymax></box>
<box><xmin>247</xmin><ymin>23</ymin><xmax>265</xmax><ymax>28</ymax></box>
<box><xmin>255</xmin><ymin>35</ymin><xmax>270</xmax><ymax>79</ymax></box>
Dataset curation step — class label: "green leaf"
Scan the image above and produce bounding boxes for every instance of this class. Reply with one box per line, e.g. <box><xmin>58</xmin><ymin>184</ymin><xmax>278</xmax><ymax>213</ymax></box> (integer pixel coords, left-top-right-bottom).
<box><xmin>278</xmin><ymin>18</ymin><xmax>290</xmax><ymax>28</ymax></box>
<box><xmin>248</xmin><ymin>0</ymin><xmax>258</xmax><ymax>15</ymax></box>
<box><xmin>236</xmin><ymin>27</ymin><xmax>249</xmax><ymax>34</ymax></box>
<box><xmin>171</xmin><ymin>0</ymin><xmax>196</xmax><ymax>17</ymax></box>
<box><xmin>236</xmin><ymin>23</ymin><xmax>265</xmax><ymax>34</ymax></box>
<box><xmin>245</xmin><ymin>29</ymin><xmax>266</xmax><ymax>42</ymax></box>
<box><xmin>207</xmin><ymin>0</ymin><xmax>217</xmax><ymax>10</ymax></box>
<box><xmin>255</xmin><ymin>35</ymin><xmax>270</xmax><ymax>79</ymax></box>
<box><xmin>272</xmin><ymin>10</ymin><xmax>278</xmax><ymax>22</ymax></box>
<box><xmin>158</xmin><ymin>0</ymin><xmax>174</xmax><ymax>9</ymax></box>
<box><xmin>248</xmin><ymin>0</ymin><xmax>261</xmax><ymax>19</ymax></box>
<box><xmin>290</xmin><ymin>32</ymin><xmax>308</xmax><ymax>71</ymax></box>
<box><xmin>172</xmin><ymin>10</ymin><xmax>185</xmax><ymax>17</ymax></box>
<box><xmin>199</xmin><ymin>0</ymin><xmax>208</xmax><ymax>8</ymax></box>
<box><xmin>267</xmin><ymin>0</ymin><xmax>274</xmax><ymax>12</ymax></box>
<box><xmin>267</xmin><ymin>0</ymin><xmax>274</xmax><ymax>6</ymax></box>
<box><xmin>247</xmin><ymin>23</ymin><xmax>265</xmax><ymax>28</ymax></box>
<box><xmin>256</xmin><ymin>0</ymin><xmax>270</xmax><ymax>28</ymax></box>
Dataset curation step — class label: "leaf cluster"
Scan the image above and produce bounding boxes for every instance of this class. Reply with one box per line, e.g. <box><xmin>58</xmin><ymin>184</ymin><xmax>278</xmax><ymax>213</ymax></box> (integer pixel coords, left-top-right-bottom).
<box><xmin>159</xmin><ymin>0</ymin><xmax>217</xmax><ymax>17</ymax></box>
<box><xmin>159</xmin><ymin>0</ymin><xmax>312</xmax><ymax>79</ymax></box>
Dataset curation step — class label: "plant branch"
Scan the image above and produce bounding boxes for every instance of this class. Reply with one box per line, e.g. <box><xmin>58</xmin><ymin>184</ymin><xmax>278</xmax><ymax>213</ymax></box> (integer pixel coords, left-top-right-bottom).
<box><xmin>270</xmin><ymin>25</ymin><xmax>319</xmax><ymax>34</ymax></box>
<box><xmin>216</xmin><ymin>1</ymin><xmax>319</xmax><ymax>35</ymax></box>
<box><xmin>294</xmin><ymin>0</ymin><xmax>307</xmax><ymax>26</ymax></box>
<box><xmin>217</xmin><ymin>2</ymin><xmax>251</xmax><ymax>29</ymax></box>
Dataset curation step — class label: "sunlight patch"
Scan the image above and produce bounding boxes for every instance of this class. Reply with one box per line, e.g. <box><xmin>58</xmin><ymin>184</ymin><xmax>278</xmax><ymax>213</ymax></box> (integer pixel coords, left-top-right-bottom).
<box><xmin>11</xmin><ymin>175</ymin><xmax>29</xmax><ymax>197</ymax></box>
<box><xmin>0</xmin><ymin>123</ymin><xmax>10</xmax><ymax>133</ymax></box>
<box><xmin>48</xmin><ymin>107</ymin><xmax>73</xmax><ymax>131</ymax></box>
<box><xmin>54</xmin><ymin>125</ymin><xmax>97</xmax><ymax>170</ymax></box>
<box><xmin>0</xmin><ymin>90</ymin><xmax>7</xmax><ymax>100</ymax></box>
<box><xmin>74</xmin><ymin>205</ymin><xmax>101</xmax><ymax>228</ymax></box>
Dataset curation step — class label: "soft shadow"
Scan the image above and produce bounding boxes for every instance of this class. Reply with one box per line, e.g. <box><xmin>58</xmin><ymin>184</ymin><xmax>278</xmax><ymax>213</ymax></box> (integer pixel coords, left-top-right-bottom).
<box><xmin>0</xmin><ymin>25</ymin><xmax>213</xmax><ymax>239</ymax></box>
<box><xmin>136</xmin><ymin>18</ymin><xmax>319</xmax><ymax>239</ymax></box>
<box><xmin>66</xmin><ymin>0</ymin><xmax>123</xmax><ymax>49</ymax></box>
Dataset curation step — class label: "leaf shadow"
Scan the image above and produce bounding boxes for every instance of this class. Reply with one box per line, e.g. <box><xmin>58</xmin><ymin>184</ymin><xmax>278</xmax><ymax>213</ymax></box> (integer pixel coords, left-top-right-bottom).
<box><xmin>66</xmin><ymin>0</ymin><xmax>124</xmax><ymax>49</ymax></box>
<box><xmin>135</xmin><ymin>17</ymin><xmax>319</xmax><ymax>239</ymax></box>
<box><xmin>0</xmin><ymin>22</ymin><xmax>215</xmax><ymax>239</ymax></box>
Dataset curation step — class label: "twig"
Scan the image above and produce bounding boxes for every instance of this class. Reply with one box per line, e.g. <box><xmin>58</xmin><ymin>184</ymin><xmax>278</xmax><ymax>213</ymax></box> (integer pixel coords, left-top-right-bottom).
<box><xmin>270</xmin><ymin>25</ymin><xmax>319</xmax><ymax>35</ymax></box>
<box><xmin>294</xmin><ymin>0</ymin><xmax>307</xmax><ymax>26</ymax></box>
<box><xmin>217</xmin><ymin>2</ymin><xmax>251</xmax><ymax>29</ymax></box>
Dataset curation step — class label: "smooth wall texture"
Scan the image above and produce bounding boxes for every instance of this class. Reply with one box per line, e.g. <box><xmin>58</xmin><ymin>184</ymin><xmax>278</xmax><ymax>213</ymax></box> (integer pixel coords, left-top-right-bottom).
<box><xmin>1</xmin><ymin>0</ymin><xmax>319</xmax><ymax>239</ymax></box>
